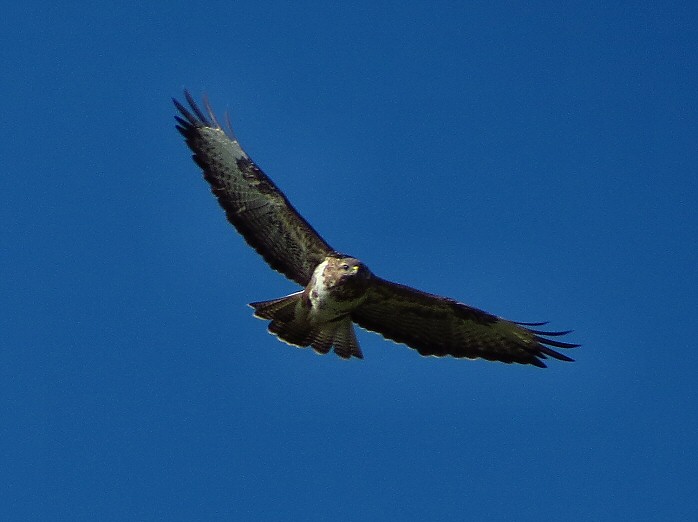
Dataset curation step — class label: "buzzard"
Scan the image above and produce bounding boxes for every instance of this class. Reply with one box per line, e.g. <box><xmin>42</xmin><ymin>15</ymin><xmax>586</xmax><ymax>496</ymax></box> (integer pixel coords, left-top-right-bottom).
<box><xmin>174</xmin><ymin>91</ymin><xmax>578</xmax><ymax>367</ymax></box>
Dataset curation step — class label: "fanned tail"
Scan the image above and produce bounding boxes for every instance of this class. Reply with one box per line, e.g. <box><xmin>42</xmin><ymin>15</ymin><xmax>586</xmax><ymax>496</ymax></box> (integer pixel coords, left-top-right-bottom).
<box><xmin>249</xmin><ymin>294</ymin><xmax>363</xmax><ymax>359</ymax></box>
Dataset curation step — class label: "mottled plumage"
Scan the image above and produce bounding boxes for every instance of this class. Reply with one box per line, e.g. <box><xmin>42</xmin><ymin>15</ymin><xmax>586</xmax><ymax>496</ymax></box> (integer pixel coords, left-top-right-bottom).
<box><xmin>174</xmin><ymin>91</ymin><xmax>579</xmax><ymax>367</ymax></box>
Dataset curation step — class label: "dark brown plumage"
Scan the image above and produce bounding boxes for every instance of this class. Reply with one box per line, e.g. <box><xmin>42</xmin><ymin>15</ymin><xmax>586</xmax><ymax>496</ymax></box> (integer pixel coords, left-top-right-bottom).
<box><xmin>174</xmin><ymin>91</ymin><xmax>579</xmax><ymax>367</ymax></box>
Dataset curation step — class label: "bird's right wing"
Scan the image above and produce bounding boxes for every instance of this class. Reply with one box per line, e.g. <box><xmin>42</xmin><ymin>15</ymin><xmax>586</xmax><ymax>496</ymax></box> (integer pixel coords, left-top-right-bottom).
<box><xmin>352</xmin><ymin>276</ymin><xmax>578</xmax><ymax>367</ymax></box>
<box><xmin>174</xmin><ymin>91</ymin><xmax>334</xmax><ymax>286</ymax></box>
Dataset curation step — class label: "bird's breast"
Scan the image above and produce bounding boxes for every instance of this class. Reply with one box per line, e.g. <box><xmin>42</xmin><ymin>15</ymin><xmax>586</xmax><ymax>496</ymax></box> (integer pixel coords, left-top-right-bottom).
<box><xmin>304</xmin><ymin>260</ymin><xmax>367</xmax><ymax>322</ymax></box>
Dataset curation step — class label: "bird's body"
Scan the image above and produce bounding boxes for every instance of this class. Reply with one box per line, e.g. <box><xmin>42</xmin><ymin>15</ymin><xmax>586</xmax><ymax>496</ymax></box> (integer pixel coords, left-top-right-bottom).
<box><xmin>251</xmin><ymin>255</ymin><xmax>371</xmax><ymax>359</ymax></box>
<box><xmin>174</xmin><ymin>91</ymin><xmax>579</xmax><ymax>367</ymax></box>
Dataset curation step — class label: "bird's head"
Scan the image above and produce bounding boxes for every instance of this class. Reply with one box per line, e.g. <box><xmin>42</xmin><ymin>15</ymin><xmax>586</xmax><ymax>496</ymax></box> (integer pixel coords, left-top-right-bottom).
<box><xmin>336</xmin><ymin>256</ymin><xmax>370</xmax><ymax>281</ymax></box>
<box><xmin>326</xmin><ymin>255</ymin><xmax>372</xmax><ymax>288</ymax></box>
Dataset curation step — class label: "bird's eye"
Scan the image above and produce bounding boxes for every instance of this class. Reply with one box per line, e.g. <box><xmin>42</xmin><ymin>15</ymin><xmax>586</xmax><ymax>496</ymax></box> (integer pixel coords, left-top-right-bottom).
<box><xmin>341</xmin><ymin>264</ymin><xmax>350</xmax><ymax>271</ymax></box>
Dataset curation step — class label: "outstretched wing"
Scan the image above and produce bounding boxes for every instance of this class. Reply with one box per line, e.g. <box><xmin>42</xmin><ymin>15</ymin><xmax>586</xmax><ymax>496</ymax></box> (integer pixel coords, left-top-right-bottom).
<box><xmin>352</xmin><ymin>277</ymin><xmax>578</xmax><ymax>367</ymax></box>
<box><xmin>174</xmin><ymin>91</ymin><xmax>334</xmax><ymax>286</ymax></box>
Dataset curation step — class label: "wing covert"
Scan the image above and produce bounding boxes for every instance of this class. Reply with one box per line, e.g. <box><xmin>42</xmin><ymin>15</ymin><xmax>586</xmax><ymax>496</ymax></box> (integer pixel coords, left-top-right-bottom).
<box><xmin>352</xmin><ymin>277</ymin><xmax>578</xmax><ymax>367</ymax></box>
<box><xmin>174</xmin><ymin>91</ymin><xmax>334</xmax><ymax>285</ymax></box>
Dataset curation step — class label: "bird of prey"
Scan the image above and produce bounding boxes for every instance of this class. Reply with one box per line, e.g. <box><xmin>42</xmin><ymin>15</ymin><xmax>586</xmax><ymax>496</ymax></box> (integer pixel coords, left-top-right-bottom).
<box><xmin>174</xmin><ymin>91</ymin><xmax>578</xmax><ymax>367</ymax></box>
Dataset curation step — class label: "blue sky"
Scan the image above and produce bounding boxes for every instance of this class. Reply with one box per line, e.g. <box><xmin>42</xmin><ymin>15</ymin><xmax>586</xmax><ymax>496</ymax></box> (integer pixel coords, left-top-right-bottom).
<box><xmin>2</xmin><ymin>1</ymin><xmax>697</xmax><ymax>520</ymax></box>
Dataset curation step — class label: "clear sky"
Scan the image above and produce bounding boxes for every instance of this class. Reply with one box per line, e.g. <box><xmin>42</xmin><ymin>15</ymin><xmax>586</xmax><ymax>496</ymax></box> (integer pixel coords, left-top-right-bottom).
<box><xmin>2</xmin><ymin>1</ymin><xmax>697</xmax><ymax>520</ymax></box>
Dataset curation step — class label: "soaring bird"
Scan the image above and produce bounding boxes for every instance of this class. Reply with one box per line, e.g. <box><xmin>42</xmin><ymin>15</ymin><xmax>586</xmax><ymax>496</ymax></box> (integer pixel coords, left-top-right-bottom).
<box><xmin>174</xmin><ymin>91</ymin><xmax>578</xmax><ymax>367</ymax></box>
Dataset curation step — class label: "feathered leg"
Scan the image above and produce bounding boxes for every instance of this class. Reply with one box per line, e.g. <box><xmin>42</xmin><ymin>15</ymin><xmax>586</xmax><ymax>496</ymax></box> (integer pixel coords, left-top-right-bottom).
<box><xmin>249</xmin><ymin>293</ymin><xmax>363</xmax><ymax>359</ymax></box>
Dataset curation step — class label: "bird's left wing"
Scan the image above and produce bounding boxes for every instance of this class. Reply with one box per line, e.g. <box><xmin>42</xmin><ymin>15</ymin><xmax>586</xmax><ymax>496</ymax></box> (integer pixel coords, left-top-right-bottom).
<box><xmin>174</xmin><ymin>91</ymin><xmax>334</xmax><ymax>286</ymax></box>
<box><xmin>352</xmin><ymin>277</ymin><xmax>578</xmax><ymax>367</ymax></box>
